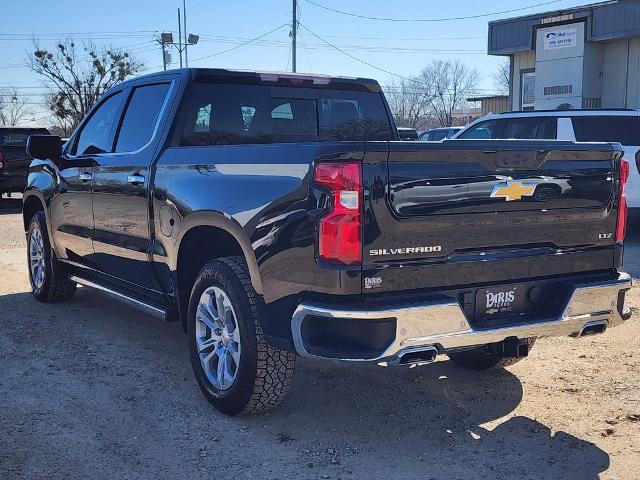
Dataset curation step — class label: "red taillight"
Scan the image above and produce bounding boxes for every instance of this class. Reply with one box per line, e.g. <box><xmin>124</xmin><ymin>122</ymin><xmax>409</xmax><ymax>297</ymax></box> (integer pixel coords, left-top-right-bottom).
<box><xmin>616</xmin><ymin>159</ymin><xmax>630</xmax><ymax>243</ymax></box>
<box><xmin>0</xmin><ymin>151</ymin><xmax>4</xmax><ymax>171</ymax></box>
<box><xmin>314</xmin><ymin>162</ymin><xmax>362</xmax><ymax>265</ymax></box>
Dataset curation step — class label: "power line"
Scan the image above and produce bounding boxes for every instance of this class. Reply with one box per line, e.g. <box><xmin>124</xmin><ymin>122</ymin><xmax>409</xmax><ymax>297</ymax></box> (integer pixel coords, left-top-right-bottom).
<box><xmin>298</xmin><ymin>23</ymin><xmax>496</xmax><ymax>96</ymax></box>
<box><xmin>194</xmin><ymin>36</ymin><xmax>486</xmax><ymax>53</ymax></box>
<box><xmin>190</xmin><ymin>23</ymin><xmax>290</xmax><ymax>63</ymax></box>
<box><xmin>302</xmin><ymin>0</ymin><xmax>564</xmax><ymax>22</ymax></box>
<box><xmin>0</xmin><ymin>30</ymin><xmax>157</xmax><ymax>37</ymax></box>
<box><xmin>321</xmin><ymin>34</ymin><xmax>487</xmax><ymax>41</ymax></box>
<box><xmin>298</xmin><ymin>23</ymin><xmax>418</xmax><ymax>83</ymax></box>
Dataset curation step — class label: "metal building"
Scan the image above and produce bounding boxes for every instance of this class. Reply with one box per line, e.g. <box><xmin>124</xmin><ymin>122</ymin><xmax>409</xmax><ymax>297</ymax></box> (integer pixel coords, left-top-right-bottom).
<box><xmin>489</xmin><ymin>0</ymin><xmax>640</xmax><ymax>110</ymax></box>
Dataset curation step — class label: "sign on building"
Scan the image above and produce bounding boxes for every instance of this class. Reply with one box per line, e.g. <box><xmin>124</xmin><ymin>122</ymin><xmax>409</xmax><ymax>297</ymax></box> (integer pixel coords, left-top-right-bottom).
<box><xmin>543</xmin><ymin>27</ymin><xmax>577</xmax><ymax>50</ymax></box>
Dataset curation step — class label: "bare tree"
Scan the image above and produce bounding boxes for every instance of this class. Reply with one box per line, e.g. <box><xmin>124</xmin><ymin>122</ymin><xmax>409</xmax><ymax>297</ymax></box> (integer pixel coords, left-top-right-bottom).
<box><xmin>493</xmin><ymin>58</ymin><xmax>510</xmax><ymax>95</ymax></box>
<box><xmin>0</xmin><ymin>88</ymin><xmax>33</xmax><ymax>126</ymax></box>
<box><xmin>27</xmin><ymin>39</ymin><xmax>144</xmax><ymax>131</ymax></box>
<box><xmin>384</xmin><ymin>78</ymin><xmax>432</xmax><ymax>131</ymax></box>
<box><xmin>417</xmin><ymin>59</ymin><xmax>480</xmax><ymax>128</ymax></box>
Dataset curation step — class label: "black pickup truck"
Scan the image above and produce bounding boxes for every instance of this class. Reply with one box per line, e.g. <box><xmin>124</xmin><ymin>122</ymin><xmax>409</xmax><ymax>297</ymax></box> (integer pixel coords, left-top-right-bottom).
<box><xmin>23</xmin><ymin>68</ymin><xmax>632</xmax><ymax>415</ymax></box>
<box><xmin>0</xmin><ymin>127</ymin><xmax>50</xmax><ymax>198</ymax></box>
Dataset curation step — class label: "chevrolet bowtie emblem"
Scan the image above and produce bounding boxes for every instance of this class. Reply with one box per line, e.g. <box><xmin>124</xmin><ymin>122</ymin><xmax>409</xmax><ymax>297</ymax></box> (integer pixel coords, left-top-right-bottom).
<box><xmin>490</xmin><ymin>180</ymin><xmax>536</xmax><ymax>202</ymax></box>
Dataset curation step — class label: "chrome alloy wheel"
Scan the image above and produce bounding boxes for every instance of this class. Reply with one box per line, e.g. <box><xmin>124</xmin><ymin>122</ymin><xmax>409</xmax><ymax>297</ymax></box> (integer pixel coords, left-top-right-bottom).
<box><xmin>29</xmin><ymin>224</ymin><xmax>46</xmax><ymax>290</ymax></box>
<box><xmin>195</xmin><ymin>286</ymin><xmax>241</xmax><ymax>391</ymax></box>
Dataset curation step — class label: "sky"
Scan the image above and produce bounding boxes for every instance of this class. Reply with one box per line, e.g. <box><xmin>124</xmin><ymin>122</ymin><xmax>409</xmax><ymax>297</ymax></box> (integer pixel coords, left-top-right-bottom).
<box><xmin>1</xmin><ymin>0</ymin><xmax>590</xmax><ymax>124</ymax></box>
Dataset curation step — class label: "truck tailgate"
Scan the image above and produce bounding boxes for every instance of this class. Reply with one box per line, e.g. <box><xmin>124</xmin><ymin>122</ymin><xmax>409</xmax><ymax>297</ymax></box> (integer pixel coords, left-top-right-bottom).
<box><xmin>362</xmin><ymin>140</ymin><xmax>624</xmax><ymax>293</ymax></box>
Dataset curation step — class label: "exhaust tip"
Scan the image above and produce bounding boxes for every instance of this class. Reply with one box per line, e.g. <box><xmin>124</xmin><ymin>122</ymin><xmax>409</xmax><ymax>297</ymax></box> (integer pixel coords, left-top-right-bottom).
<box><xmin>579</xmin><ymin>320</ymin><xmax>608</xmax><ymax>337</ymax></box>
<box><xmin>395</xmin><ymin>346</ymin><xmax>438</xmax><ymax>367</ymax></box>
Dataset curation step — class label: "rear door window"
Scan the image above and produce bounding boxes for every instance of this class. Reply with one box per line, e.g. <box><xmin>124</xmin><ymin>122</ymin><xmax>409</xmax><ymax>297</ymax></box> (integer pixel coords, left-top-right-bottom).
<box><xmin>179</xmin><ymin>83</ymin><xmax>393</xmax><ymax>146</ymax></box>
<box><xmin>502</xmin><ymin>117</ymin><xmax>556</xmax><ymax>139</ymax></box>
<box><xmin>115</xmin><ymin>83</ymin><xmax>170</xmax><ymax>153</ymax></box>
<box><xmin>572</xmin><ymin>116</ymin><xmax>640</xmax><ymax>145</ymax></box>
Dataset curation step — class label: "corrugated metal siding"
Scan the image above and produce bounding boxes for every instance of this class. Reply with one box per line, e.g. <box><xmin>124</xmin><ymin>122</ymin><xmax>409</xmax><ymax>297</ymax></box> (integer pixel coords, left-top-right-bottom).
<box><xmin>627</xmin><ymin>38</ymin><xmax>640</xmax><ymax>107</ymax></box>
<box><xmin>489</xmin><ymin>1</ymin><xmax>640</xmax><ymax>54</ymax></box>
<box><xmin>602</xmin><ymin>40</ymin><xmax>628</xmax><ymax>107</ymax></box>
<box><xmin>489</xmin><ymin>18</ymin><xmax>538</xmax><ymax>54</ymax></box>
<box><xmin>480</xmin><ymin>97</ymin><xmax>510</xmax><ymax>115</ymax></box>
<box><xmin>591</xmin><ymin>1</ymin><xmax>640</xmax><ymax>41</ymax></box>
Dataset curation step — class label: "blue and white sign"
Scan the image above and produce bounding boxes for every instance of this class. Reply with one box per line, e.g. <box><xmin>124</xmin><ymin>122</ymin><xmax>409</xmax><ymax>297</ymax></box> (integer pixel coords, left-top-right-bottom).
<box><xmin>543</xmin><ymin>27</ymin><xmax>577</xmax><ymax>50</ymax></box>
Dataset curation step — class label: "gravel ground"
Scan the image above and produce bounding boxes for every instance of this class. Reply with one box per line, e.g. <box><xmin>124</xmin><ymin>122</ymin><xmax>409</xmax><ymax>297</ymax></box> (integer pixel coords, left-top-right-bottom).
<box><xmin>1</xmin><ymin>196</ymin><xmax>639</xmax><ymax>480</ymax></box>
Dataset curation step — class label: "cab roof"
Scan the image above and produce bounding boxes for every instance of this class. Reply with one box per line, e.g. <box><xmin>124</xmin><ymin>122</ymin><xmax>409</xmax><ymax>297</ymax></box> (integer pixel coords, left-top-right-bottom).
<box><xmin>122</xmin><ymin>67</ymin><xmax>382</xmax><ymax>93</ymax></box>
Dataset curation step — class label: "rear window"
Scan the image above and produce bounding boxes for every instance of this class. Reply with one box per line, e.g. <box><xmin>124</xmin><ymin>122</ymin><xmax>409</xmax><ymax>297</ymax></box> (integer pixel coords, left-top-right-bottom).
<box><xmin>179</xmin><ymin>83</ymin><xmax>393</xmax><ymax>146</ymax></box>
<box><xmin>398</xmin><ymin>129</ymin><xmax>418</xmax><ymax>141</ymax></box>
<box><xmin>572</xmin><ymin>116</ymin><xmax>640</xmax><ymax>145</ymax></box>
<box><xmin>0</xmin><ymin>129</ymin><xmax>49</xmax><ymax>147</ymax></box>
<box><xmin>502</xmin><ymin>117</ymin><xmax>556</xmax><ymax>139</ymax></box>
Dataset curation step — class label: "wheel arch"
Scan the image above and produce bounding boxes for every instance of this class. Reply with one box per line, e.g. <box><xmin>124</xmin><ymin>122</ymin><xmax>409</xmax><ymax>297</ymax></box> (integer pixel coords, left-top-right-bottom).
<box><xmin>22</xmin><ymin>191</ymin><xmax>47</xmax><ymax>231</ymax></box>
<box><xmin>173</xmin><ymin>212</ymin><xmax>263</xmax><ymax>330</ymax></box>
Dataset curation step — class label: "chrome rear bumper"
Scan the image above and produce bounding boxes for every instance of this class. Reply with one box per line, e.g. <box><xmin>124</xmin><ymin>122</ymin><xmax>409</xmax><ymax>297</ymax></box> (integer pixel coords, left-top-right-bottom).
<box><xmin>291</xmin><ymin>272</ymin><xmax>632</xmax><ymax>364</ymax></box>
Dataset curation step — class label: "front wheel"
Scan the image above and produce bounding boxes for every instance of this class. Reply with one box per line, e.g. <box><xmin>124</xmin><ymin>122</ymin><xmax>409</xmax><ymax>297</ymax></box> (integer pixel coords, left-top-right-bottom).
<box><xmin>187</xmin><ymin>256</ymin><xmax>296</xmax><ymax>415</ymax></box>
<box><xmin>27</xmin><ymin>212</ymin><xmax>76</xmax><ymax>302</ymax></box>
<box><xmin>447</xmin><ymin>338</ymin><xmax>536</xmax><ymax>370</ymax></box>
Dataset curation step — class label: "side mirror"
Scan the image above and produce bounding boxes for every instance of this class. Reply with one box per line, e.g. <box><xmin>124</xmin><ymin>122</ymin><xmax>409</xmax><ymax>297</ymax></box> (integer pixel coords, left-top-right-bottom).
<box><xmin>26</xmin><ymin>135</ymin><xmax>62</xmax><ymax>162</ymax></box>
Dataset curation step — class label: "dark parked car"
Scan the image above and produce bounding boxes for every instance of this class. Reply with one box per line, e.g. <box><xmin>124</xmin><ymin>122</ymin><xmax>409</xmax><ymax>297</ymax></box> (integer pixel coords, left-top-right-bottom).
<box><xmin>397</xmin><ymin>127</ymin><xmax>418</xmax><ymax>140</ymax></box>
<box><xmin>0</xmin><ymin>127</ymin><xmax>50</xmax><ymax>197</ymax></box>
<box><xmin>419</xmin><ymin>126</ymin><xmax>462</xmax><ymax>141</ymax></box>
<box><xmin>23</xmin><ymin>68</ymin><xmax>632</xmax><ymax>416</ymax></box>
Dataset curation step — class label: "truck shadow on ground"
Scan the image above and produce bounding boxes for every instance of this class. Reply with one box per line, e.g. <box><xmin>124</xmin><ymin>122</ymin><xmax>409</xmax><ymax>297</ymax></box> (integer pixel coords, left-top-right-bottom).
<box><xmin>0</xmin><ymin>287</ymin><xmax>611</xmax><ymax>480</ymax></box>
<box><xmin>263</xmin><ymin>358</ymin><xmax>610</xmax><ymax>479</ymax></box>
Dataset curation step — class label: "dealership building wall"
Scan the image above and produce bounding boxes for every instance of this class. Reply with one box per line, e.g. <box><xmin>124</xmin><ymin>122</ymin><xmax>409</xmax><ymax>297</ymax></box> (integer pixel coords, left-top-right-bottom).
<box><xmin>489</xmin><ymin>0</ymin><xmax>640</xmax><ymax>111</ymax></box>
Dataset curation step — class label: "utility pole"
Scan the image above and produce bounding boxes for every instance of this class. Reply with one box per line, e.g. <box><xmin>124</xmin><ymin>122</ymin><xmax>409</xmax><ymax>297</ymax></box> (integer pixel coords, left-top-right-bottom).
<box><xmin>160</xmin><ymin>39</ymin><xmax>167</xmax><ymax>71</ymax></box>
<box><xmin>159</xmin><ymin>33</ymin><xmax>173</xmax><ymax>71</ymax></box>
<box><xmin>178</xmin><ymin>8</ymin><xmax>183</xmax><ymax>68</ymax></box>
<box><xmin>292</xmin><ymin>0</ymin><xmax>297</xmax><ymax>72</ymax></box>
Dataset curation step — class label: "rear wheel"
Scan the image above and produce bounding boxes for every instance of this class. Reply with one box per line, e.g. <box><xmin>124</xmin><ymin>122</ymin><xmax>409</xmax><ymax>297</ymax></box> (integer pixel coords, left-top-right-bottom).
<box><xmin>187</xmin><ymin>256</ymin><xmax>296</xmax><ymax>415</ymax></box>
<box><xmin>447</xmin><ymin>338</ymin><xmax>536</xmax><ymax>370</ymax></box>
<box><xmin>27</xmin><ymin>211</ymin><xmax>76</xmax><ymax>302</ymax></box>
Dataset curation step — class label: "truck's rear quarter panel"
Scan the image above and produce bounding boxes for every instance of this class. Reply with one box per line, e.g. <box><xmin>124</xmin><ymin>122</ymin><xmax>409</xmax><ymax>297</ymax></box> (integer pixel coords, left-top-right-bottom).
<box><xmin>152</xmin><ymin>142</ymin><xmax>366</xmax><ymax>306</ymax></box>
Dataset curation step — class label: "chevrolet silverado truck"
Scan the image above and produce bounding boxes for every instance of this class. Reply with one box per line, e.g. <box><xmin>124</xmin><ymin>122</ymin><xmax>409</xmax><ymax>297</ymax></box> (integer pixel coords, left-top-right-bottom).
<box><xmin>23</xmin><ymin>68</ymin><xmax>632</xmax><ymax>415</ymax></box>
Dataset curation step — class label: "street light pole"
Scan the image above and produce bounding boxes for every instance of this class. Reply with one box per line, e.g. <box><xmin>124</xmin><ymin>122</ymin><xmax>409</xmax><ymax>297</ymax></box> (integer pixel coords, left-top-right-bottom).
<box><xmin>183</xmin><ymin>0</ymin><xmax>189</xmax><ymax>67</ymax></box>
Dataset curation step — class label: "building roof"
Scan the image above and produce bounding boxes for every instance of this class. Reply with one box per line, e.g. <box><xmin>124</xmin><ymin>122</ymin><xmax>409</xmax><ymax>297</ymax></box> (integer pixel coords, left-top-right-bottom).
<box><xmin>488</xmin><ymin>0</ymin><xmax>640</xmax><ymax>55</ymax></box>
<box><xmin>466</xmin><ymin>94</ymin><xmax>510</xmax><ymax>102</ymax></box>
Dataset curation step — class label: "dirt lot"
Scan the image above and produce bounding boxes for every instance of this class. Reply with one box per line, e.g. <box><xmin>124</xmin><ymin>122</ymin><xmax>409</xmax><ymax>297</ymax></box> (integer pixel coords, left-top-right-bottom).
<box><xmin>1</xmin><ymin>196</ymin><xmax>639</xmax><ymax>480</ymax></box>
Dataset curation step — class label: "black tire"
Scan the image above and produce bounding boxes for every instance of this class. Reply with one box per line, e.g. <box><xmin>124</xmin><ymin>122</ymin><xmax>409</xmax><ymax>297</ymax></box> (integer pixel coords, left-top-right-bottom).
<box><xmin>27</xmin><ymin>211</ymin><xmax>76</xmax><ymax>302</ymax></box>
<box><xmin>447</xmin><ymin>338</ymin><xmax>536</xmax><ymax>370</ymax></box>
<box><xmin>187</xmin><ymin>256</ymin><xmax>296</xmax><ymax>415</ymax></box>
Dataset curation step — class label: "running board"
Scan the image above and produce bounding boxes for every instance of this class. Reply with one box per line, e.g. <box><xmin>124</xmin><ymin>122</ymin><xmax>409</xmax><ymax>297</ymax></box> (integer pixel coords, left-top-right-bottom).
<box><xmin>69</xmin><ymin>275</ymin><xmax>173</xmax><ymax>321</ymax></box>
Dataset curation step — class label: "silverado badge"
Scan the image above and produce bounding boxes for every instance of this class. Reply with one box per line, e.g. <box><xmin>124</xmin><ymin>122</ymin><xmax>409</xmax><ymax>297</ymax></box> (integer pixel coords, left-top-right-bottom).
<box><xmin>490</xmin><ymin>180</ymin><xmax>536</xmax><ymax>202</ymax></box>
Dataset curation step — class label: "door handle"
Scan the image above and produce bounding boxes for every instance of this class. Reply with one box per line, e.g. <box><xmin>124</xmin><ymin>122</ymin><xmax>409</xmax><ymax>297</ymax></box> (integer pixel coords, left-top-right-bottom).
<box><xmin>79</xmin><ymin>172</ymin><xmax>92</xmax><ymax>182</ymax></box>
<box><xmin>127</xmin><ymin>174</ymin><xmax>145</xmax><ymax>186</ymax></box>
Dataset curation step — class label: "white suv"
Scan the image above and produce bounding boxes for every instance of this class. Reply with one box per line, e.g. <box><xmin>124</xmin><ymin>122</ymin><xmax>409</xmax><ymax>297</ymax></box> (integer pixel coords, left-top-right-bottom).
<box><xmin>453</xmin><ymin>110</ymin><xmax>640</xmax><ymax>208</ymax></box>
